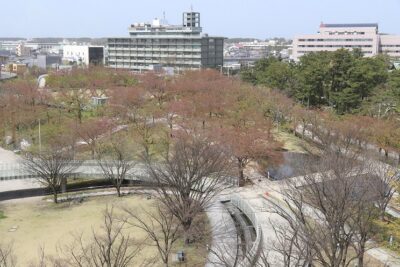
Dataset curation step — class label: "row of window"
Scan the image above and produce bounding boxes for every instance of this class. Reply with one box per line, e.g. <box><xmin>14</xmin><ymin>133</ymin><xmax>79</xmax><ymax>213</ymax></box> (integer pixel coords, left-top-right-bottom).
<box><xmin>108</xmin><ymin>62</ymin><xmax>201</xmax><ymax>67</ymax></box>
<box><xmin>298</xmin><ymin>38</ymin><xmax>373</xmax><ymax>42</ymax></box>
<box><xmin>109</xmin><ymin>57</ymin><xmax>202</xmax><ymax>62</ymax></box>
<box><xmin>108</xmin><ymin>52</ymin><xmax>201</xmax><ymax>56</ymax></box>
<box><xmin>129</xmin><ymin>32</ymin><xmax>201</xmax><ymax>37</ymax></box>
<box><xmin>382</xmin><ymin>50</ymin><xmax>400</xmax><ymax>53</ymax></box>
<box><xmin>297</xmin><ymin>50</ymin><xmax>373</xmax><ymax>54</ymax></box>
<box><xmin>298</xmin><ymin>45</ymin><xmax>373</xmax><ymax>48</ymax></box>
<box><xmin>108</xmin><ymin>45</ymin><xmax>201</xmax><ymax>49</ymax></box>
<box><xmin>381</xmin><ymin>45</ymin><xmax>400</xmax><ymax>47</ymax></box>
<box><xmin>108</xmin><ymin>38</ymin><xmax>202</xmax><ymax>44</ymax></box>
<box><xmin>328</xmin><ymin>32</ymin><xmax>366</xmax><ymax>35</ymax></box>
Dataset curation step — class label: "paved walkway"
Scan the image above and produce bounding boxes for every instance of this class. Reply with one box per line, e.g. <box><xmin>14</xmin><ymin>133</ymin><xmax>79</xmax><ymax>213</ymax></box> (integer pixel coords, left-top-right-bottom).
<box><xmin>252</xmin><ymin>179</ymin><xmax>400</xmax><ymax>267</ymax></box>
<box><xmin>205</xmin><ymin>199</ymin><xmax>238</xmax><ymax>266</ymax></box>
<box><xmin>0</xmin><ymin>147</ymin><xmax>20</xmax><ymax>164</ymax></box>
<box><xmin>0</xmin><ymin>179</ymin><xmax>41</xmax><ymax>193</ymax></box>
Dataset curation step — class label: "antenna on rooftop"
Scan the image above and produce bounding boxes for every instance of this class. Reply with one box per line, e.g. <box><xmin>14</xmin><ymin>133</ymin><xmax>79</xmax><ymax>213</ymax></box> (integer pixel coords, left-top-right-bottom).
<box><xmin>191</xmin><ymin>4</ymin><xmax>193</xmax><ymax>12</ymax></box>
<box><xmin>163</xmin><ymin>11</ymin><xmax>166</xmax><ymax>20</ymax></box>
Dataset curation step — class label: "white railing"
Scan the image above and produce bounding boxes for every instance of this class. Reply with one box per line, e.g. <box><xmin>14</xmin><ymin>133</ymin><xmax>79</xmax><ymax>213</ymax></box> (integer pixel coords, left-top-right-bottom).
<box><xmin>0</xmin><ymin>161</ymin><xmax>149</xmax><ymax>182</ymax></box>
<box><xmin>230</xmin><ymin>195</ymin><xmax>263</xmax><ymax>267</ymax></box>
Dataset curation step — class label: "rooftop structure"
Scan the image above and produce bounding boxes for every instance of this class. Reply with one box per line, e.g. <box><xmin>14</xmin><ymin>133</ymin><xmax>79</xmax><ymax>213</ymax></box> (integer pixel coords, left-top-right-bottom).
<box><xmin>107</xmin><ymin>11</ymin><xmax>224</xmax><ymax>72</ymax></box>
<box><xmin>292</xmin><ymin>23</ymin><xmax>400</xmax><ymax>61</ymax></box>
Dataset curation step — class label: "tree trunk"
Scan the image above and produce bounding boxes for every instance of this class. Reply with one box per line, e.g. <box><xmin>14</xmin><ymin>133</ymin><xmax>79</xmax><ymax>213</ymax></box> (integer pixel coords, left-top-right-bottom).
<box><xmin>182</xmin><ymin>219</ymin><xmax>193</xmax><ymax>245</ymax></box>
<box><xmin>238</xmin><ymin>158</ymin><xmax>245</xmax><ymax>187</ymax></box>
<box><xmin>53</xmin><ymin>188</ymin><xmax>58</xmax><ymax>204</ymax></box>
<box><xmin>116</xmin><ymin>186</ymin><xmax>121</xmax><ymax>197</ymax></box>
<box><xmin>358</xmin><ymin>242</ymin><xmax>365</xmax><ymax>267</ymax></box>
<box><xmin>11</xmin><ymin>120</ymin><xmax>17</xmax><ymax>148</ymax></box>
<box><xmin>78</xmin><ymin>108</ymin><xmax>82</xmax><ymax>124</ymax></box>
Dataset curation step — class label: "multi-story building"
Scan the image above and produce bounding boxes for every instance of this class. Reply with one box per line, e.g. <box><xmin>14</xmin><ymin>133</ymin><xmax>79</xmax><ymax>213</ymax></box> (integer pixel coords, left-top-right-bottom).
<box><xmin>380</xmin><ymin>35</ymin><xmax>400</xmax><ymax>59</ymax></box>
<box><xmin>25</xmin><ymin>41</ymin><xmax>62</xmax><ymax>54</ymax></box>
<box><xmin>292</xmin><ymin>23</ymin><xmax>400</xmax><ymax>61</ymax></box>
<box><xmin>63</xmin><ymin>45</ymin><xmax>105</xmax><ymax>66</ymax></box>
<box><xmin>107</xmin><ymin>11</ymin><xmax>224</xmax><ymax>72</ymax></box>
<box><xmin>16</xmin><ymin>44</ymin><xmax>32</xmax><ymax>57</ymax></box>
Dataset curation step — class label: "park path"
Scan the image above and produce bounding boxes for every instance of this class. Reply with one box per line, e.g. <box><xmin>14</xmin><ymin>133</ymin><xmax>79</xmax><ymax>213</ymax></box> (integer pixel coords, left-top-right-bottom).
<box><xmin>257</xmin><ymin>178</ymin><xmax>400</xmax><ymax>267</ymax></box>
<box><xmin>205</xmin><ymin>199</ymin><xmax>238</xmax><ymax>266</ymax></box>
<box><xmin>0</xmin><ymin>147</ymin><xmax>20</xmax><ymax>164</ymax></box>
<box><xmin>0</xmin><ymin>148</ymin><xmax>40</xmax><ymax>192</ymax></box>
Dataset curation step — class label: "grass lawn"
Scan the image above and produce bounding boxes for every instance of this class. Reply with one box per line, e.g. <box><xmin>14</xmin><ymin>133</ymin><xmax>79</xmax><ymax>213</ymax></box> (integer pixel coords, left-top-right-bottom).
<box><xmin>374</xmin><ymin>217</ymin><xmax>400</xmax><ymax>253</ymax></box>
<box><xmin>0</xmin><ymin>194</ymin><xmax>210</xmax><ymax>267</ymax></box>
<box><xmin>0</xmin><ymin>210</ymin><xmax>5</xmax><ymax>219</ymax></box>
<box><xmin>273</xmin><ymin>129</ymin><xmax>319</xmax><ymax>154</ymax></box>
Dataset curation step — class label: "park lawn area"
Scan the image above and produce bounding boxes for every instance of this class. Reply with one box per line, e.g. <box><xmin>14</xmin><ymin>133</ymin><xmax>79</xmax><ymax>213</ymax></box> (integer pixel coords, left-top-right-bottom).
<box><xmin>374</xmin><ymin>217</ymin><xmax>400</xmax><ymax>253</ymax></box>
<box><xmin>0</xmin><ymin>194</ymin><xmax>210</xmax><ymax>266</ymax></box>
<box><xmin>273</xmin><ymin>129</ymin><xmax>319</xmax><ymax>154</ymax></box>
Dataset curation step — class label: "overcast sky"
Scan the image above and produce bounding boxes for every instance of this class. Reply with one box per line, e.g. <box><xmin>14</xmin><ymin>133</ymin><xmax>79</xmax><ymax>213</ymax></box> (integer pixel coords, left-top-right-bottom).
<box><xmin>1</xmin><ymin>0</ymin><xmax>399</xmax><ymax>39</ymax></box>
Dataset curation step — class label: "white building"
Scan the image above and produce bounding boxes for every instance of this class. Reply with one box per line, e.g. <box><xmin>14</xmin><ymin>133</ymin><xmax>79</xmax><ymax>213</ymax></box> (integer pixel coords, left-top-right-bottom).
<box><xmin>16</xmin><ymin>43</ymin><xmax>31</xmax><ymax>56</ymax></box>
<box><xmin>63</xmin><ymin>45</ymin><xmax>104</xmax><ymax>66</ymax></box>
<box><xmin>292</xmin><ymin>23</ymin><xmax>400</xmax><ymax>61</ymax></box>
<box><xmin>25</xmin><ymin>42</ymin><xmax>62</xmax><ymax>54</ymax></box>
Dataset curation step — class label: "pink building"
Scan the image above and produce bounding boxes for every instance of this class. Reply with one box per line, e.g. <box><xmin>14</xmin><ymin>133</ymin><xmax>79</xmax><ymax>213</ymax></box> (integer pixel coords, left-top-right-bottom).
<box><xmin>292</xmin><ymin>23</ymin><xmax>400</xmax><ymax>61</ymax></box>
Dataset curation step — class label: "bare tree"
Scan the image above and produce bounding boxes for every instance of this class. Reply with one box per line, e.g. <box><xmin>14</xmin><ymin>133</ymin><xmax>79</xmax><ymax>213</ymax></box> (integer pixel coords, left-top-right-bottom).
<box><xmin>97</xmin><ymin>136</ymin><xmax>136</xmax><ymax>197</ymax></box>
<box><xmin>348</xmin><ymin>193</ymin><xmax>379</xmax><ymax>267</ymax></box>
<box><xmin>145</xmin><ymin>134</ymin><xmax>232</xmax><ymax>243</ymax></box>
<box><xmin>266</xmin><ymin>144</ymin><xmax>379</xmax><ymax>267</ymax></box>
<box><xmin>123</xmin><ymin>204</ymin><xmax>181</xmax><ymax>267</ymax></box>
<box><xmin>55</xmin><ymin>206</ymin><xmax>143</xmax><ymax>267</ymax></box>
<box><xmin>133</xmin><ymin>116</ymin><xmax>155</xmax><ymax>158</ymax></box>
<box><xmin>268</xmin><ymin>218</ymin><xmax>315</xmax><ymax>267</ymax></box>
<box><xmin>372</xmin><ymin>163</ymin><xmax>399</xmax><ymax>220</ymax></box>
<box><xmin>22</xmin><ymin>145</ymin><xmax>81</xmax><ymax>203</ymax></box>
<box><xmin>0</xmin><ymin>242</ymin><xmax>16</xmax><ymax>267</ymax></box>
<box><xmin>76</xmin><ymin>118</ymin><xmax>114</xmax><ymax>160</ymax></box>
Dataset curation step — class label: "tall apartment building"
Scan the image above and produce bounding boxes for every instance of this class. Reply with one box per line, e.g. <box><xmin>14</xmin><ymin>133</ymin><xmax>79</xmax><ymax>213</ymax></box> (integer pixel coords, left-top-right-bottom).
<box><xmin>292</xmin><ymin>23</ymin><xmax>400</xmax><ymax>61</ymax></box>
<box><xmin>107</xmin><ymin>11</ymin><xmax>224</xmax><ymax>72</ymax></box>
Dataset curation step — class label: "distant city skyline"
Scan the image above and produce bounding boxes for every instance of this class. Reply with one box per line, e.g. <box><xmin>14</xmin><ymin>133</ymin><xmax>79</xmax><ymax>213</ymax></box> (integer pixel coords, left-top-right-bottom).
<box><xmin>1</xmin><ymin>0</ymin><xmax>400</xmax><ymax>39</ymax></box>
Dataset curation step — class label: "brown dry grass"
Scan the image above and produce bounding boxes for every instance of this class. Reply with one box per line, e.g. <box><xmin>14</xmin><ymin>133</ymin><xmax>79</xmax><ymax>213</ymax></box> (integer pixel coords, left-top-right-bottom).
<box><xmin>0</xmin><ymin>194</ymin><xmax>210</xmax><ymax>266</ymax></box>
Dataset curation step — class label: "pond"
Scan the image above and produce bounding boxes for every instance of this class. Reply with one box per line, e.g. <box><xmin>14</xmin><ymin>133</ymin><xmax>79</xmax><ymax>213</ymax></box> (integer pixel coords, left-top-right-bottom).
<box><xmin>266</xmin><ymin>152</ymin><xmax>318</xmax><ymax>180</ymax></box>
